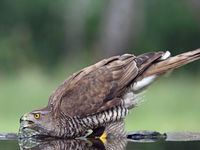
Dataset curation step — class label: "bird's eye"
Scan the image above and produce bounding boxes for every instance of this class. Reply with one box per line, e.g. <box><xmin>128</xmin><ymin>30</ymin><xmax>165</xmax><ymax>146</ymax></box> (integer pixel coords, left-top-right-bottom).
<box><xmin>34</xmin><ymin>113</ymin><xmax>40</xmax><ymax>119</ymax></box>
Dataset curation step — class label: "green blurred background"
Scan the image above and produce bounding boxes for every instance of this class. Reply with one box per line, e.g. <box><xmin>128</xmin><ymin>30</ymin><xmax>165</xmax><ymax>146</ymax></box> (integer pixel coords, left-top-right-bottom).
<box><xmin>0</xmin><ymin>0</ymin><xmax>199</xmax><ymax>133</ymax></box>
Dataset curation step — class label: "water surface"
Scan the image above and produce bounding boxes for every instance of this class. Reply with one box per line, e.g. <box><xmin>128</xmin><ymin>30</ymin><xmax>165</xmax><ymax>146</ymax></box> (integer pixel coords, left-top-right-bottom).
<box><xmin>1</xmin><ymin>131</ymin><xmax>200</xmax><ymax>150</ymax></box>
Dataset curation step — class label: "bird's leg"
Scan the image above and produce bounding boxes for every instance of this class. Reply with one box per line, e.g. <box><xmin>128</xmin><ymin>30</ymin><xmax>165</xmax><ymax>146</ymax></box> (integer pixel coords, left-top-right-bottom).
<box><xmin>86</xmin><ymin>126</ymin><xmax>105</xmax><ymax>139</ymax></box>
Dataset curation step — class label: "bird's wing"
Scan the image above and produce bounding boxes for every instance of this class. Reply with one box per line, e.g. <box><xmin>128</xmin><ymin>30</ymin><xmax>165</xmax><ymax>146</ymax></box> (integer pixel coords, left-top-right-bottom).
<box><xmin>49</xmin><ymin>52</ymin><xmax>163</xmax><ymax>118</ymax></box>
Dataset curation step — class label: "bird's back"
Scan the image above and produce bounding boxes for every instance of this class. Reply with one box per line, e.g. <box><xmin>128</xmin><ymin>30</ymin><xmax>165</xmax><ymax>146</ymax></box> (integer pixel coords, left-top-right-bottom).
<box><xmin>49</xmin><ymin>52</ymin><xmax>165</xmax><ymax>119</ymax></box>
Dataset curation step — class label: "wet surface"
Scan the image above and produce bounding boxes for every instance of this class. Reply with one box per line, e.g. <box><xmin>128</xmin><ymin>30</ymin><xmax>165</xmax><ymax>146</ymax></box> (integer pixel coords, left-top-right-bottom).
<box><xmin>1</xmin><ymin>131</ymin><xmax>200</xmax><ymax>150</ymax></box>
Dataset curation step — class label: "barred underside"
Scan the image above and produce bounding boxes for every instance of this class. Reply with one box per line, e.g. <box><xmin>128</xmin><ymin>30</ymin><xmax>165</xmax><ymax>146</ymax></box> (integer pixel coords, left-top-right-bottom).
<box><xmin>65</xmin><ymin>105</ymin><xmax>129</xmax><ymax>138</ymax></box>
<box><xmin>104</xmin><ymin>119</ymin><xmax>126</xmax><ymax>138</ymax></box>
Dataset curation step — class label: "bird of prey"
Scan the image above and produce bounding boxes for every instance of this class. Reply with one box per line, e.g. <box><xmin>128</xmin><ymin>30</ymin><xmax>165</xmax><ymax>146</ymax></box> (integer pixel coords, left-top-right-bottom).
<box><xmin>20</xmin><ymin>49</ymin><xmax>200</xmax><ymax>140</ymax></box>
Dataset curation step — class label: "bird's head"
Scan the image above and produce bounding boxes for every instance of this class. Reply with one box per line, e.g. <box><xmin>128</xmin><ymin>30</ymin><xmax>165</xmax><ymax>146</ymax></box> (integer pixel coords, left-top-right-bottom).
<box><xmin>19</xmin><ymin>106</ymin><xmax>58</xmax><ymax>137</ymax></box>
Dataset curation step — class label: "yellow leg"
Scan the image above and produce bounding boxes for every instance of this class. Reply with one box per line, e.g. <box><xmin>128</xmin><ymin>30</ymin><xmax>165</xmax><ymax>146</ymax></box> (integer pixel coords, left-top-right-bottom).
<box><xmin>99</xmin><ymin>132</ymin><xmax>107</xmax><ymax>144</ymax></box>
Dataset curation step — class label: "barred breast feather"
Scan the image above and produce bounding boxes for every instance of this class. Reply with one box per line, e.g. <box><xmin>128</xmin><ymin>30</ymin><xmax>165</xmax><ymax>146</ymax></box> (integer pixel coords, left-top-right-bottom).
<box><xmin>66</xmin><ymin>105</ymin><xmax>129</xmax><ymax>138</ymax></box>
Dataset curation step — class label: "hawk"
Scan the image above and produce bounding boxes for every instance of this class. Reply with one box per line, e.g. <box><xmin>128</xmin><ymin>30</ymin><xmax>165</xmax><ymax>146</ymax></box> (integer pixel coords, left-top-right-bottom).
<box><xmin>20</xmin><ymin>49</ymin><xmax>200</xmax><ymax>139</ymax></box>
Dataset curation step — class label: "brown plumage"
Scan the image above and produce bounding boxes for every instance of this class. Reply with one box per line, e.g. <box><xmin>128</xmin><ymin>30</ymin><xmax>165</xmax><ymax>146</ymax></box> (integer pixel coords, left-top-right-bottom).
<box><xmin>19</xmin><ymin>49</ymin><xmax>200</xmax><ymax>139</ymax></box>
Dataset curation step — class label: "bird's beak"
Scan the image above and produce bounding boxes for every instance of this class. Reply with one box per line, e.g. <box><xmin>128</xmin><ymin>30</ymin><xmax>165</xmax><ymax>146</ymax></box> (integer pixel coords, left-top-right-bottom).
<box><xmin>20</xmin><ymin>113</ymin><xmax>28</xmax><ymax>123</ymax></box>
<box><xmin>20</xmin><ymin>113</ymin><xmax>33</xmax><ymax>129</ymax></box>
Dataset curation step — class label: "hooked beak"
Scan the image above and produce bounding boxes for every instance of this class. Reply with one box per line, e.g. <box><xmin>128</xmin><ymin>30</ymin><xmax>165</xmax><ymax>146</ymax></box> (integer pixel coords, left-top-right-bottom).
<box><xmin>20</xmin><ymin>114</ymin><xmax>27</xmax><ymax>123</ymax></box>
<box><xmin>20</xmin><ymin>113</ymin><xmax>34</xmax><ymax>129</ymax></box>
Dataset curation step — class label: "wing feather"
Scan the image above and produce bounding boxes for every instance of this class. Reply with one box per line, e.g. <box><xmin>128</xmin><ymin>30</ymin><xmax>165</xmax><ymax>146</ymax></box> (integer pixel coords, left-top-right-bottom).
<box><xmin>49</xmin><ymin>52</ymin><xmax>163</xmax><ymax>118</ymax></box>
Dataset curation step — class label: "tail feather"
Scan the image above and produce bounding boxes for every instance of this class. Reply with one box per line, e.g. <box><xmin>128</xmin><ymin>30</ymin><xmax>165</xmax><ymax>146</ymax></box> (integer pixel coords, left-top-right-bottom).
<box><xmin>123</xmin><ymin>49</ymin><xmax>200</xmax><ymax>109</ymax></box>
<box><xmin>138</xmin><ymin>49</ymin><xmax>200</xmax><ymax>79</ymax></box>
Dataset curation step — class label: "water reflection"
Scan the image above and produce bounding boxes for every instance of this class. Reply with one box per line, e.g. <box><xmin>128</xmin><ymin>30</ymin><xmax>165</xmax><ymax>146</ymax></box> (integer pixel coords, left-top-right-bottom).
<box><xmin>19</xmin><ymin>138</ymin><xmax>127</xmax><ymax>150</ymax></box>
<box><xmin>18</xmin><ymin>131</ymin><xmax>163</xmax><ymax>150</ymax></box>
<box><xmin>18</xmin><ymin>135</ymin><xmax>200</xmax><ymax>150</ymax></box>
<box><xmin>1</xmin><ymin>138</ymin><xmax>200</xmax><ymax>150</ymax></box>
<box><xmin>1</xmin><ymin>132</ymin><xmax>200</xmax><ymax>150</ymax></box>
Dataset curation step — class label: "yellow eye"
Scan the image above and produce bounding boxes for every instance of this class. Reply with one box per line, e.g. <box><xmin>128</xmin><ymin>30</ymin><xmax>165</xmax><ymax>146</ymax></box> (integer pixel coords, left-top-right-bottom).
<box><xmin>34</xmin><ymin>114</ymin><xmax>40</xmax><ymax>119</ymax></box>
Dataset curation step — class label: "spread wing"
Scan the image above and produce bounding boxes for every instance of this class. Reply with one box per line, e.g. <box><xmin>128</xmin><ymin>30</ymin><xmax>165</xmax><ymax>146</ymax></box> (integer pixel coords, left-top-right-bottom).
<box><xmin>48</xmin><ymin>52</ymin><xmax>163</xmax><ymax>118</ymax></box>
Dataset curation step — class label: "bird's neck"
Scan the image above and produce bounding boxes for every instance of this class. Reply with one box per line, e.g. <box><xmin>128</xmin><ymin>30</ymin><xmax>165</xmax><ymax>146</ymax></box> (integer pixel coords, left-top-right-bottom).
<box><xmin>52</xmin><ymin>112</ymin><xmax>88</xmax><ymax>138</ymax></box>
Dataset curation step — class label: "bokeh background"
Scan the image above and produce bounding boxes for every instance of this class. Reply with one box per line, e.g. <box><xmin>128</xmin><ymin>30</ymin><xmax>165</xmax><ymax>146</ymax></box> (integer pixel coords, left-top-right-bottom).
<box><xmin>0</xmin><ymin>0</ymin><xmax>200</xmax><ymax>133</ymax></box>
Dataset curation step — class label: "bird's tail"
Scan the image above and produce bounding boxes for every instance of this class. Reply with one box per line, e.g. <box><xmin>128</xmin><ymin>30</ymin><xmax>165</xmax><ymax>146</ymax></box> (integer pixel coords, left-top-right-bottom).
<box><xmin>139</xmin><ymin>49</ymin><xmax>200</xmax><ymax>79</ymax></box>
<box><xmin>126</xmin><ymin>49</ymin><xmax>200</xmax><ymax>109</ymax></box>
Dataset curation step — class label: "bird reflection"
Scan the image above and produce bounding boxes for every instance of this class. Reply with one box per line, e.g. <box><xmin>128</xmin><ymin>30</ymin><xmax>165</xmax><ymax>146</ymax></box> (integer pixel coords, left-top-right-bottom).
<box><xmin>18</xmin><ymin>129</ymin><xmax>164</xmax><ymax>150</ymax></box>
<box><xmin>19</xmin><ymin>138</ymin><xmax>127</xmax><ymax>150</ymax></box>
